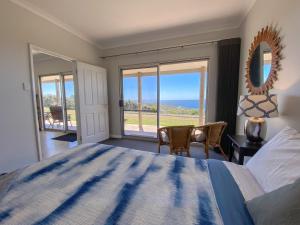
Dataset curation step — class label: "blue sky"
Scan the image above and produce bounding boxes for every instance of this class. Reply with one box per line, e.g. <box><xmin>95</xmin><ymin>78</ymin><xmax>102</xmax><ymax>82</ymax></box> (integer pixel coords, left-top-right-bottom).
<box><xmin>42</xmin><ymin>80</ymin><xmax>74</xmax><ymax>97</ymax></box>
<box><xmin>123</xmin><ymin>72</ymin><xmax>202</xmax><ymax>101</ymax></box>
<box><xmin>264</xmin><ymin>64</ymin><xmax>271</xmax><ymax>82</ymax></box>
<box><xmin>42</xmin><ymin>66</ymin><xmax>267</xmax><ymax>101</ymax></box>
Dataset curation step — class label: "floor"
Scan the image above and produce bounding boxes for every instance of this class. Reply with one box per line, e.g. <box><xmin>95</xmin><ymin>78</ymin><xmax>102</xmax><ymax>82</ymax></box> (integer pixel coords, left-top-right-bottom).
<box><xmin>40</xmin><ymin>132</ymin><xmax>224</xmax><ymax>160</ymax></box>
<box><xmin>40</xmin><ymin>131</ymin><xmax>78</xmax><ymax>158</ymax></box>
<box><xmin>44</xmin><ymin>121</ymin><xmax>77</xmax><ymax>131</ymax></box>
<box><xmin>100</xmin><ymin>138</ymin><xmax>224</xmax><ymax>160</ymax></box>
<box><xmin>124</xmin><ymin>124</ymin><xmax>157</xmax><ymax>138</ymax></box>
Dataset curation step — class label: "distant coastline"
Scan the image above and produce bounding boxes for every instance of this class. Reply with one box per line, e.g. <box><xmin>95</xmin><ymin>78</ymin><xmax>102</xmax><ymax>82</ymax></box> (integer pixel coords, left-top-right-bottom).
<box><xmin>142</xmin><ymin>99</ymin><xmax>201</xmax><ymax>109</ymax></box>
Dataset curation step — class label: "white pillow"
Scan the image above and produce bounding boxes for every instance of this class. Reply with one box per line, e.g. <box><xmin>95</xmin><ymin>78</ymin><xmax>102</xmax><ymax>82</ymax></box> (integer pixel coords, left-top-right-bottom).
<box><xmin>161</xmin><ymin>131</ymin><xmax>169</xmax><ymax>143</ymax></box>
<box><xmin>193</xmin><ymin>129</ymin><xmax>206</xmax><ymax>142</ymax></box>
<box><xmin>246</xmin><ymin>126</ymin><xmax>300</xmax><ymax>193</ymax></box>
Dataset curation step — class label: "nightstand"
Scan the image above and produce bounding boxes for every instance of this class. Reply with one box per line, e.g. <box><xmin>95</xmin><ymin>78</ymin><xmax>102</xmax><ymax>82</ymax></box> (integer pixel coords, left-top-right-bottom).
<box><xmin>227</xmin><ymin>134</ymin><xmax>265</xmax><ymax>165</ymax></box>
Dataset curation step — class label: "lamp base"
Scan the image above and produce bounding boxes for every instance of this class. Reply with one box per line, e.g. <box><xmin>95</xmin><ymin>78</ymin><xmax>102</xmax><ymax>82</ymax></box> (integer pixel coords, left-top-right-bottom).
<box><xmin>244</xmin><ymin>117</ymin><xmax>266</xmax><ymax>144</ymax></box>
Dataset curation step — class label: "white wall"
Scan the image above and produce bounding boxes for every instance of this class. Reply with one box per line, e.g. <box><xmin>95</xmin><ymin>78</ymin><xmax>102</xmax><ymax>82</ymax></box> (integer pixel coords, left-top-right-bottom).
<box><xmin>33</xmin><ymin>56</ymin><xmax>73</xmax><ymax>76</ymax></box>
<box><xmin>0</xmin><ymin>1</ymin><xmax>102</xmax><ymax>173</ymax></box>
<box><xmin>103</xmin><ymin>28</ymin><xmax>240</xmax><ymax>137</ymax></box>
<box><xmin>237</xmin><ymin>0</ymin><xmax>300</xmax><ymax>138</ymax></box>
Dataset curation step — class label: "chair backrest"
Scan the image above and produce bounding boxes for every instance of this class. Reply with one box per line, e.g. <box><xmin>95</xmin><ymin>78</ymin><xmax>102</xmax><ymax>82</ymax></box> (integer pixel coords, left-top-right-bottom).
<box><xmin>167</xmin><ymin>125</ymin><xmax>194</xmax><ymax>150</ymax></box>
<box><xmin>207</xmin><ymin>121</ymin><xmax>227</xmax><ymax>145</ymax></box>
<box><xmin>49</xmin><ymin>105</ymin><xmax>63</xmax><ymax>121</ymax></box>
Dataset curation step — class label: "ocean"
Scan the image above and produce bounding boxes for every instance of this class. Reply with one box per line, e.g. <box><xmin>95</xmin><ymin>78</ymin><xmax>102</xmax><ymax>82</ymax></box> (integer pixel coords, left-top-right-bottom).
<box><xmin>142</xmin><ymin>99</ymin><xmax>200</xmax><ymax>109</ymax></box>
<box><xmin>160</xmin><ymin>100</ymin><xmax>199</xmax><ymax>109</ymax></box>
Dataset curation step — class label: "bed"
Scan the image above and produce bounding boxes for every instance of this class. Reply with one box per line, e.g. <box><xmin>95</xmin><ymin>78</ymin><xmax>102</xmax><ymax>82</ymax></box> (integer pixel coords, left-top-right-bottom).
<box><xmin>1</xmin><ymin>127</ymin><xmax>300</xmax><ymax>225</ymax></box>
<box><xmin>0</xmin><ymin>143</ymin><xmax>262</xmax><ymax>225</ymax></box>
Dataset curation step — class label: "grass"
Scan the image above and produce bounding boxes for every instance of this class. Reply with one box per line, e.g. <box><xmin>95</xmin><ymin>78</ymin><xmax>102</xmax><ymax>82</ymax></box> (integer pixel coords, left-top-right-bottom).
<box><xmin>44</xmin><ymin>108</ymin><xmax>202</xmax><ymax>127</ymax></box>
<box><xmin>124</xmin><ymin>112</ymin><xmax>201</xmax><ymax>127</ymax></box>
<box><xmin>124</xmin><ymin>101</ymin><xmax>204</xmax><ymax>127</ymax></box>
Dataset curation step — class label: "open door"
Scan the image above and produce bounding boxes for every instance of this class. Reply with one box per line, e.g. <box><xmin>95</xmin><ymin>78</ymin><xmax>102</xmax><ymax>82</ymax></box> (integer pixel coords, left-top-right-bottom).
<box><xmin>74</xmin><ymin>61</ymin><xmax>109</xmax><ymax>143</ymax></box>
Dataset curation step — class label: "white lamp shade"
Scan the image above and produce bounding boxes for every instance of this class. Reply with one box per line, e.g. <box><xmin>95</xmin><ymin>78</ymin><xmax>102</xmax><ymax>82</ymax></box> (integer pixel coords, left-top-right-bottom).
<box><xmin>237</xmin><ymin>95</ymin><xmax>278</xmax><ymax>118</ymax></box>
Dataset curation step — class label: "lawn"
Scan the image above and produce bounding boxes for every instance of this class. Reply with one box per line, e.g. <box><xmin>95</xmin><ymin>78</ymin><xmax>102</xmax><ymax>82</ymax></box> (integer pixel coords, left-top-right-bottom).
<box><xmin>124</xmin><ymin>112</ymin><xmax>201</xmax><ymax>127</ymax></box>
<box><xmin>44</xmin><ymin>108</ymin><xmax>202</xmax><ymax>127</ymax></box>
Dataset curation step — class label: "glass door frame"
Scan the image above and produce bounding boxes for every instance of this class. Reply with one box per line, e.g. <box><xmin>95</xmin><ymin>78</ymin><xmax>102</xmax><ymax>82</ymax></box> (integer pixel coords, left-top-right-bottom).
<box><xmin>39</xmin><ymin>72</ymin><xmax>73</xmax><ymax>132</ymax></box>
<box><xmin>159</xmin><ymin>60</ymin><xmax>209</xmax><ymax>128</ymax></box>
<box><xmin>120</xmin><ymin>64</ymin><xmax>160</xmax><ymax>139</ymax></box>
<box><xmin>120</xmin><ymin>58</ymin><xmax>210</xmax><ymax>140</ymax></box>
<box><xmin>62</xmin><ymin>73</ymin><xmax>76</xmax><ymax>132</ymax></box>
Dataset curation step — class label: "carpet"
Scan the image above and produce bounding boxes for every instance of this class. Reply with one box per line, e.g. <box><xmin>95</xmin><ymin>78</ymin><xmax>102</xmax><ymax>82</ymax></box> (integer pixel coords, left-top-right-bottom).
<box><xmin>100</xmin><ymin>138</ymin><xmax>225</xmax><ymax>160</ymax></box>
<box><xmin>52</xmin><ymin>133</ymin><xmax>77</xmax><ymax>142</ymax></box>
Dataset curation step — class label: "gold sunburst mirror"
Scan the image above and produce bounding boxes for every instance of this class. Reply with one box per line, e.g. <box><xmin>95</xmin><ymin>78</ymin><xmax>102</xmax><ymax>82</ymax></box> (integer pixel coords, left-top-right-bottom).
<box><xmin>245</xmin><ymin>26</ymin><xmax>283</xmax><ymax>94</ymax></box>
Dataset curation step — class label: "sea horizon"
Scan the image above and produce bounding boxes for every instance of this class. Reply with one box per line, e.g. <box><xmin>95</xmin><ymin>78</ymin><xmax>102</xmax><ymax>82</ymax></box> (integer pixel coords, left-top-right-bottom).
<box><xmin>127</xmin><ymin>99</ymin><xmax>203</xmax><ymax>109</ymax></box>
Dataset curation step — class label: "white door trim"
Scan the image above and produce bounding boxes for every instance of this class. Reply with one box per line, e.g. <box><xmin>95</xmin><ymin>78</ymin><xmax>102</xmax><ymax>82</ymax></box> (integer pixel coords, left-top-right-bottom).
<box><xmin>28</xmin><ymin>44</ymin><xmax>76</xmax><ymax>161</ymax></box>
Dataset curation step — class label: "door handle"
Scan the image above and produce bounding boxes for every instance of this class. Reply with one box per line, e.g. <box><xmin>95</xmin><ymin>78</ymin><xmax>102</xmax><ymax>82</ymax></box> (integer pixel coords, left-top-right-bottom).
<box><xmin>119</xmin><ymin>100</ymin><xmax>124</xmax><ymax>107</ymax></box>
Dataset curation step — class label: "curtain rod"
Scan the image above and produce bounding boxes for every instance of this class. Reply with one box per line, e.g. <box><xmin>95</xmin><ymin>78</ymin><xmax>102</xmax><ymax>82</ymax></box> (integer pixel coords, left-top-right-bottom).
<box><xmin>100</xmin><ymin>40</ymin><xmax>219</xmax><ymax>59</ymax></box>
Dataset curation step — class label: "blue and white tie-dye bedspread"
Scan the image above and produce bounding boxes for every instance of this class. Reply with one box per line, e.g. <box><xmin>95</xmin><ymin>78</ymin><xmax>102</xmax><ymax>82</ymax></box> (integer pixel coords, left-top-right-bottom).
<box><xmin>0</xmin><ymin>144</ymin><xmax>224</xmax><ymax>225</ymax></box>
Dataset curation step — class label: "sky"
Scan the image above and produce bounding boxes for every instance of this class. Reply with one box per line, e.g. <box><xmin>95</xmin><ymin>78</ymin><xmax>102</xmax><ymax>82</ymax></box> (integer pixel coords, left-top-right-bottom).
<box><xmin>41</xmin><ymin>80</ymin><xmax>74</xmax><ymax>97</ymax></box>
<box><xmin>122</xmin><ymin>65</ymin><xmax>269</xmax><ymax>102</ymax></box>
<box><xmin>41</xmin><ymin>66</ymin><xmax>269</xmax><ymax>102</ymax></box>
<box><xmin>264</xmin><ymin>64</ymin><xmax>271</xmax><ymax>82</ymax></box>
<box><xmin>123</xmin><ymin>72</ymin><xmax>203</xmax><ymax>101</ymax></box>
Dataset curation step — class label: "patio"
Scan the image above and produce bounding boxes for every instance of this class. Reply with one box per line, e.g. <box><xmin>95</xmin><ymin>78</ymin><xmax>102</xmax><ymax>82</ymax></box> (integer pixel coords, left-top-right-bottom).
<box><xmin>124</xmin><ymin>111</ymin><xmax>205</xmax><ymax>137</ymax></box>
<box><xmin>44</xmin><ymin>119</ymin><xmax>77</xmax><ymax>131</ymax></box>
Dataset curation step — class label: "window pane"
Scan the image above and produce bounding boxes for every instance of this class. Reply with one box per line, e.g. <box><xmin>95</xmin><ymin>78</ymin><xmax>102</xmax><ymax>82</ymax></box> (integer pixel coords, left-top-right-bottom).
<box><xmin>159</xmin><ymin>60</ymin><xmax>208</xmax><ymax>127</ymax></box>
<box><xmin>64</xmin><ymin>75</ymin><xmax>76</xmax><ymax>131</ymax></box>
<box><xmin>40</xmin><ymin>75</ymin><xmax>64</xmax><ymax>130</ymax></box>
<box><xmin>122</xmin><ymin>67</ymin><xmax>158</xmax><ymax>137</ymax></box>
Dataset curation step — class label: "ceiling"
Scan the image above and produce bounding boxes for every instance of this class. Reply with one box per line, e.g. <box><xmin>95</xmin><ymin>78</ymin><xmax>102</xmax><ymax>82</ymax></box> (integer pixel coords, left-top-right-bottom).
<box><xmin>11</xmin><ymin>0</ymin><xmax>255</xmax><ymax>49</ymax></box>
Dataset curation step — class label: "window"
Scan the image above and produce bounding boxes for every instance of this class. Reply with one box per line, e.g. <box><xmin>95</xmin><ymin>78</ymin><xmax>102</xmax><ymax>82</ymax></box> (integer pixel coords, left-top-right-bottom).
<box><xmin>121</xmin><ymin>60</ymin><xmax>208</xmax><ymax>138</ymax></box>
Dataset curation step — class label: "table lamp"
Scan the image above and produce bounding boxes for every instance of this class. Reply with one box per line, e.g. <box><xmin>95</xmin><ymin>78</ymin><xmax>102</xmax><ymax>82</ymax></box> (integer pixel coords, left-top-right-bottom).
<box><xmin>237</xmin><ymin>94</ymin><xmax>278</xmax><ymax>144</ymax></box>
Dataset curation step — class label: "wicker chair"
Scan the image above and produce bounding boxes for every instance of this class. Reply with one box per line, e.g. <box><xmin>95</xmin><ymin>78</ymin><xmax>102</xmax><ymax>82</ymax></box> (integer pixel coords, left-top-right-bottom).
<box><xmin>158</xmin><ymin>125</ymin><xmax>194</xmax><ymax>156</ymax></box>
<box><xmin>49</xmin><ymin>105</ymin><xmax>72</xmax><ymax>128</ymax></box>
<box><xmin>191</xmin><ymin>121</ymin><xmax>228</xmax><ymax>159</ymax></box>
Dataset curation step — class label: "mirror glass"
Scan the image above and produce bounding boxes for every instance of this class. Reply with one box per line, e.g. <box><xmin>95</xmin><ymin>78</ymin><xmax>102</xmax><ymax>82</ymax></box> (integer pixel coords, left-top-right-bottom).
<box><xmin>250</xmin><ymin>42</ymin><xmax>272</xmax><ymax>87</ymax></box>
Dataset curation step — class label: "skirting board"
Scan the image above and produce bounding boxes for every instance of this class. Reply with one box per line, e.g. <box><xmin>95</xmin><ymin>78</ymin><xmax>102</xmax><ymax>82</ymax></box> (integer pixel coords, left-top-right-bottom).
<box><xmin>110</xmin><ymin>134</ymin><xmax>122</xmax><ymax>139</ymax></box>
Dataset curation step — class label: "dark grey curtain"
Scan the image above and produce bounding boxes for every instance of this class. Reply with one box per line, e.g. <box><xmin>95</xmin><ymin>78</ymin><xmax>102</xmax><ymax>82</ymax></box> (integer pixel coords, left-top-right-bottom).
<box><xmin>216</xmin><ymin>38</ymin><xmax>241</xmax><ymax>153</ymax></box>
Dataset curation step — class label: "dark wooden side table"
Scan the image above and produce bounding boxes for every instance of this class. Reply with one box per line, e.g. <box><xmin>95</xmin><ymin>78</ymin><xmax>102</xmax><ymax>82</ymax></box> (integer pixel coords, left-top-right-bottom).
<box><xmin>227</xmin><ymin>134</ymin><xmax>265</xmax><ymax>165</ymax></box>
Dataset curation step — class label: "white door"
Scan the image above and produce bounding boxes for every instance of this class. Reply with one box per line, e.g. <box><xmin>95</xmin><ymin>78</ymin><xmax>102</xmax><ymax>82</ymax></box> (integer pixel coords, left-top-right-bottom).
<box><xmin>75</xmin><ymin>62</ymin><xmax>109</xmax><ymax>143</ymax></box>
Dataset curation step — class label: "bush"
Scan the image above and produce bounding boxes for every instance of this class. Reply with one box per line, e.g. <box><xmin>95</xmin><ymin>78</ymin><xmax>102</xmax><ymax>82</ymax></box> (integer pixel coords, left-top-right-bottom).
<box><xmin>43</xmin><ymin>94</ymin><xmax>75</xmax><ymax>109</ymax></box>
<box><xmin>43</xmin><ymin>94</ymin><xmax>58</xmax><ymax>107</ymax></box>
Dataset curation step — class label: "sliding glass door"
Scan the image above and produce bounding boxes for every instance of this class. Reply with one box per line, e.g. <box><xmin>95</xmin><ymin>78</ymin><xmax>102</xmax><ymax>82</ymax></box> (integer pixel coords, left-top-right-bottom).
<box><xmin>159</xmin><ymin>61</ymin><xmax>208</xmax><ymax>127</ymax></box>
<box><xmin>122</xmin><ymin>67</ymin><xmax>158</xmax><ymax>138</ymax></box>
<box><xmin>63</xmin><ymin>74</ymin><xmax>77</xmax><ymax>131</ymax></box>
<box><xmin>40</xmin><ymin>75</ymin><xmax>64</xmax><ymax>130</ymax></box>
<box><xmin>121</xmin><ymin>60</ymin><xmax>208</xmax><ymax>138</ymax></box>
<box><xmin>40</xmin><ymin>73</ymin><xmax>76</xmax><ymax>132</ymax></box>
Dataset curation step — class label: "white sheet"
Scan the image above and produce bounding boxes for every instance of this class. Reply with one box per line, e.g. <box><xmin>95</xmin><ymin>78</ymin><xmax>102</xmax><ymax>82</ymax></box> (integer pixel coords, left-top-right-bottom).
<box><xmin>246</xmin><ymin>126</ymin><xmax>300</xmax><ymax>193</ymax></box>
<box><xmin>0</xmin><ymin>171</ymin><xmax>19</xmax><ymax>200</ymax></box>
<box><xmin>224</xmin><ymin>161</ymin><xmax>264</xmax><ymax>201</ymax></box>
